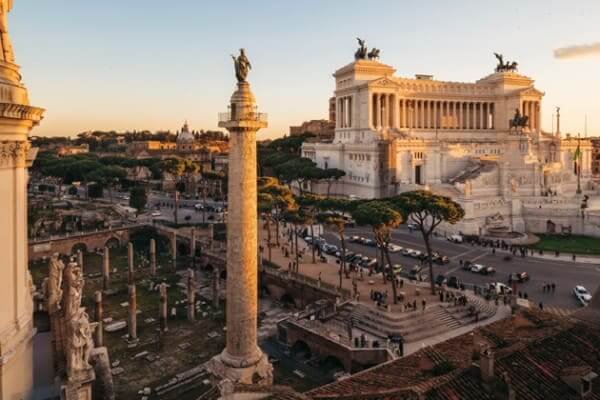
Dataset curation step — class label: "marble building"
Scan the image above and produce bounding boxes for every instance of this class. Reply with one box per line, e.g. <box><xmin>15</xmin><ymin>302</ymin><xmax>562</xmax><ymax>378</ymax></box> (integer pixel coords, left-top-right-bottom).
<box><xmin>302</xmin><ymin>42</ymin><xmax>595</xmax><ymax>236</ymax></box>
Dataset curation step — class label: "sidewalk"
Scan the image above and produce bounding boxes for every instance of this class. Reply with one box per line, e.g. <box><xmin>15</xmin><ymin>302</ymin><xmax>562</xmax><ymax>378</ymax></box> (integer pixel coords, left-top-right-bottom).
<box><xmin>259</xmin><ymin>225</ymin><xmax>440</xmax><ymax>312</ymax></box>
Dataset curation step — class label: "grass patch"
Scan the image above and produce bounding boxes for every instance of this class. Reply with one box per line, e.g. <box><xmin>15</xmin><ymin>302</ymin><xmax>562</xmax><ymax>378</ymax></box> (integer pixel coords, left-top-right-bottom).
<box><xmin>529</xmin><ymin>234</ymin><xmax>600</xmax><ymax>255</ymax></box>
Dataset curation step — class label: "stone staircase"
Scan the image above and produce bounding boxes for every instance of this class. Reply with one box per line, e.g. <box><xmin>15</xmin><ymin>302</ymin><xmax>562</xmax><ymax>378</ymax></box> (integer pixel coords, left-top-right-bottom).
<box><xmin>337</xmin><ymin>296</ymin><xmax>497</xmax><ymax>344</ymax></box>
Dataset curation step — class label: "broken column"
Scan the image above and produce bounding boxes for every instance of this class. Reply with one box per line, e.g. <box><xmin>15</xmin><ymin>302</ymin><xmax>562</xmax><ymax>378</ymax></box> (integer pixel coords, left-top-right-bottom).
<box><xmin>150</xmin><ymin>238</ymin><xmax>157</xmax><ymax>276</ymax></box>
<box><xmin>94</xmin><ymin>291</ymin><xmax>103</xmax><ymax>347</ymax></box>
<box><xmin>190</xmin><ymin>228</ymin><xmax>196</xmax><ymax>259</ymax></box>
<box><xmin>77</xmin><ymin>250</ymin><xmax>84</xmax><ymax>274</ymax></box>
<box><xmin>102</xmin><ymin>247</ymin><xmax>110</xmax><ymax>291</ymax></box>
<box><xmin>187</xmin><ymin>269</ymin><xmax>196</xmax><ymax>322</ymax></box>
<box><xmin>159</xmin><ymin>283</ymin><xmax>168</xmax><ymax>333</ymax></box>
<box><xmin>171</xmin><ymin>232</ymin><xmax>177</xmax><ymax>272</ymax></box>
<box><xmin>208</xmin><ymin>224</ymin><xmax>214</xmax><ymax>250</ymax></box>
<box><xmin>213</xmin><ymin>265</ymin><xmax>220</xmax><ymax>310</ymax></box>
<box><xmin>128</xmin><ymin>284</ymin><xmax>137</xmax><ymax>340</ymax></box>
<box><xmin>127</xmin><ymin>242</ymin><xmax>134</xmax><ymax>285</ymax></box>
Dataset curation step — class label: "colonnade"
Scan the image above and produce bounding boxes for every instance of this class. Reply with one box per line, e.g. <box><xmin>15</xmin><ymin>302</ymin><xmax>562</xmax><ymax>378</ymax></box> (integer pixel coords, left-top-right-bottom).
<box><xmin>369</xmin><ymin>93</ymin><xmax>496</xmax><ymax>130</ymax></box>
<box><xmin>522</xmin><ymin>100</ymin><xmax>540</xmax><ymax>131</ymax></box>
<box><xmin>338</xmin><ymin>96</ymin><xmax>353</xmax><ymax>128</ymax></box>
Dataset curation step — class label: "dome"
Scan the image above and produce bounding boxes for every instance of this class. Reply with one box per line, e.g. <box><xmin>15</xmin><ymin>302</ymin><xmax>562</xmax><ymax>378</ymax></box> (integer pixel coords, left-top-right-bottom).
<box><xmin>177</xmin><ymin>121</ymin><xmax>195</xmax><ymax>143</ymax></box>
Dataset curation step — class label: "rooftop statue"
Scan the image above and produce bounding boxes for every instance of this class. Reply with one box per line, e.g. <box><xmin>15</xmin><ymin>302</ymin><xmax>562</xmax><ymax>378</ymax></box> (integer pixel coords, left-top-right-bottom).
<box><xmin>494</xmin><ymin>52</ymin><xmax>518</xmax><ymax>73</ymax></box>
<box><xmin>368</xmin><ymin>48</ymin><xmax>380</xmax><ymax>60</ymax></box>
<box><xmin>355</xmin><ymin>37</ymin><xmax>368</xmax><ymax>60</ymax></box>
<box><xmin>231</xmin><ymin>48</ymin><xmax>251</xmax><ymax>83</ymax></box>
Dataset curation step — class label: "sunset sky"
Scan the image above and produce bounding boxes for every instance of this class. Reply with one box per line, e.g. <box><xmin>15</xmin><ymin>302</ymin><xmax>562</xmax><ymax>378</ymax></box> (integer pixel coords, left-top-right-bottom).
<box><xmin>11</xmin><ymin>0</ymin><xmax>600</xmax><ymax>139</ymax></box>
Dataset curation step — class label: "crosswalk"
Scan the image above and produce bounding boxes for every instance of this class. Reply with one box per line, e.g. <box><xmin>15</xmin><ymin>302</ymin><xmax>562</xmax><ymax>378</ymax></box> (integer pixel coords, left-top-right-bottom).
<box><xmin>541</xmin><ymin>306</ymin><xmax>574</xmax><ymax>318</ymax></box>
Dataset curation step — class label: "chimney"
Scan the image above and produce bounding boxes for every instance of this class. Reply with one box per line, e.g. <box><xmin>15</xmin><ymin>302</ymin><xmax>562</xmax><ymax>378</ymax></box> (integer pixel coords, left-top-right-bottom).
<box><xmin>560</xmin><ymin>366</ymin><xmax>597</xmax><ymax>399</ymax></box>
<box><xmin>479</xmin><ymin>343</ymin><xmax>494</xmax><ymax>383</ymax></box>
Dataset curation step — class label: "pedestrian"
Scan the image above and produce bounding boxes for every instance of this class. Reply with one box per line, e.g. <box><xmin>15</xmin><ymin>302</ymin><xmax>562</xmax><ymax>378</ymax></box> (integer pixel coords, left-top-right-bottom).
<box><xmin>539</xmin><ymin>302</ymin><xmax>544</xmax><ymax>311</ymax></box>
<box><xmin>543</xmin><ymin>284</ymin><xmax>547</xmax><ymax>293</ymax></box>
<box><xmin>422</xmin><ymin>299</ymin><xmax>426</xmax><ymax>313</ymax></box>
<box><xmin>551</xmin><ymin>283</ymin><xmax>556</xmax><ymax>293</ymax></box>
<box><xmin>524</xmin><ymin>293</ymin><xmax>528</xmax><ymax>300</ymax></box>
<box><xmin>412</xmin><ymin>299</ymin><xmax>417</xmax><ymax>311</ymax></box>
<box><xmin>572</xmin><ymin>254</ymin><xmax>576</xmax><ymax>262</ymax></box>
<box><xmin>492</xmin><ymin>248</ymin><xmax>496</xmax><ymax>255</ymax></box>
<box><xmin>400</xmin><ymin>279</ymin><xmax>404</xmax><ymax>288</ymax></box>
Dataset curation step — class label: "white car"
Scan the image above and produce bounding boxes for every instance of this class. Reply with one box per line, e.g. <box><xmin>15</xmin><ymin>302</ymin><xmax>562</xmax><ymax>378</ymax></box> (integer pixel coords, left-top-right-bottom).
<box><xmin>448</xmin><ymin>234</ymin><xmax>463</xmax><ymax>243</ymax></box>
<box><xmin>151</xmin><ymin>211</ymin><xmax>162</xmax><ymax>217</ymax></box>
<box><xmin>573</xmin><ymin>286</ymin><xmax>592</xmax><ymax>306</ymax></box>
<box><xmin>388</xmin><ymin>244</ymin><xmax>403</xmax><ymax>253</ymax></box>
<box><xmin>489</xmin><ymin>282</ymin><xmax>513</xmax><ymax>295</ymax></box>
<box><xmin>402</xmin><ymin>248</ymin><xmax>413</xmax><ymax>256</ymax></box>
<box><xmin>470</xmin><ymin>263</ymin><xmax>484</xmax><ymax>273</ymax></box>
<box><xmin>410</xmin><ymin>250</ymin><xmax>423</xmax><ymax>258</ymax></box>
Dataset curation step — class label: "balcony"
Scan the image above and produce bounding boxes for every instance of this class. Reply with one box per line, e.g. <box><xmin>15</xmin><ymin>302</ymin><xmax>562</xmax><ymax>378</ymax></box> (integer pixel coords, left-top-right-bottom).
<box><xmin>218</xmin><ymin>110</ymin><xmax>268</xmax><ymax>124</ymax></box>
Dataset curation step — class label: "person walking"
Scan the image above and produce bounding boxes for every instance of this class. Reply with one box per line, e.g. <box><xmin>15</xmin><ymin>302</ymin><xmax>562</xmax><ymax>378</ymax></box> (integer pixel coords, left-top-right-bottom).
<box><xmin>421</xmin><ymin>299</ymin><xmax>427</xmax><ymax>314</ymax></box>
<box><xmin>539</xmin><ymin>302</ymin><xmax>544</xmax><ymax>311</ymax></box>
<box><xmin>551</xmin><ymin>283</ymin><xmax>556</xmax><ymax>293</ymax></box>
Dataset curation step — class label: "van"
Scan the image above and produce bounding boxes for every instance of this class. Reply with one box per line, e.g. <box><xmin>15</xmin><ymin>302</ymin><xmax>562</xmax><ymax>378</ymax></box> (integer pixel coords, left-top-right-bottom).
<box><xmin>448</xmin><ymin>234</ymin><xmax>463</xmax><ymax>243</ymax></box>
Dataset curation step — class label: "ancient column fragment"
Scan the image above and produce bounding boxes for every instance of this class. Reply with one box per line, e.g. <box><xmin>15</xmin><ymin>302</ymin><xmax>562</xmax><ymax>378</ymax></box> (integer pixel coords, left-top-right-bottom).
<box><xmin>128</xmin><ymin>284</ymin><xmax>137</xmax><ymax>340</ymax></box>
<box><xmin>102</xmin><ymin>247</ymin><xmax>110</xmax><ymax>291</ymax></box>
<box><xmin>159</xmin><ymin>283</ymin><xmax>168</xmax><ymax>333</ymax></box>
<box><xmin>127</xmin><ymin>242</ymin><xmax>134</xmax><ymax>285</ymax></box>
<box><xmin>150</xmin><ymin>238</ymin><xmax>157</xmax><ymax>276</ymax></box>
<box><xmin>94</xmin><ymin>291</ymin><xmax>104</xmax><ymax>347</ymax></box>
<box><xmin>77</xmin><ymin>250</ymin><xmax>84</xmax><ymax>274</ymax></box>
<box><xmin>187</xmin><ymin>269</ymin><xmax>196</xmax><ymax>322</ymax></box>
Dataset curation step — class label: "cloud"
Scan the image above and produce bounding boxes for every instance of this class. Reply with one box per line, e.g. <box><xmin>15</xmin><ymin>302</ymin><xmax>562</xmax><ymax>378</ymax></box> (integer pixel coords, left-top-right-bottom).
<box><xmin>554</xmin><ymin>42</ymin><xmax>600</xmax><ymax>59</ymax></box>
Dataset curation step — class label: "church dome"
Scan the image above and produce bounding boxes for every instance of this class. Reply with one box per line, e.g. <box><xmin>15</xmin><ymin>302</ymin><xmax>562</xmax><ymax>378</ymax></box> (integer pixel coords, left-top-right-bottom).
<box><xmin>177</xmin><ymin>121</ymin><xmax>195</xmax><ymax>143</ymax></box>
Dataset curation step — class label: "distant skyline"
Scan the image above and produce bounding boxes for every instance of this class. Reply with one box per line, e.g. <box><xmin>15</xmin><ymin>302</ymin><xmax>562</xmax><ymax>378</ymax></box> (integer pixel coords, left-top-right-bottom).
<box><xmin>11</xmin><ymin>0</ymin><xmax>600</xmax><ymax>139</ymax></box>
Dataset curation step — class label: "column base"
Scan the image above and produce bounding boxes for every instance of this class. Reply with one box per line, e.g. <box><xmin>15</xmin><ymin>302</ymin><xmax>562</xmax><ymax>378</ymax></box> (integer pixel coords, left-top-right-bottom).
<box><xmin>206</xmin><ymin>348</ymin><xmax>273</xmax><ymax>386</ymax></box>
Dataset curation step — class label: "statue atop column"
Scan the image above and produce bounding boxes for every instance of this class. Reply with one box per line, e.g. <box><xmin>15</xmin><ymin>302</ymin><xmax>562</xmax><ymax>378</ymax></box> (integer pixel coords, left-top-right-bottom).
<box><xmin>231</xmin><ymin>48</ymin><xmax>251</xmax><ymax>83</ymax></box>
<box><xmin>0</xmin><ymin>0</ymin><xmax>14</xmax><ymax>63</ymax></box>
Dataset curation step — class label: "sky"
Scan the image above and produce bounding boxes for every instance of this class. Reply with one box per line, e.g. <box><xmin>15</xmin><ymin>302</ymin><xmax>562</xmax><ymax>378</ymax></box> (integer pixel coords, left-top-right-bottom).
<box><xmin>10</xmin><ymin>0</ymin><xmax>600</xmax><ymax>139</ymax></box>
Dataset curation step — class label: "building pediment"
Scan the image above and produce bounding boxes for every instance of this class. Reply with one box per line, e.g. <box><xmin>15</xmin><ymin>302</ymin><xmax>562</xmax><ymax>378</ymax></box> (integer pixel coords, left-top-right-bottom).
<box><xmin>368</xmin><ymin>77</ymin><xmax>401</xmax><ymax>88</ymax></box>
<box><xmin>517</xmin><ymin>87</ymin><xmax>545</xmax><ymax>97</ymax></box>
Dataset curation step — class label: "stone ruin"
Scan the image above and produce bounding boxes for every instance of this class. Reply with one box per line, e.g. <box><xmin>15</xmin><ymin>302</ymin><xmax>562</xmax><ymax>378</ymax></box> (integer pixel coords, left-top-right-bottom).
<box><xmin>45</xmin><ymin>254</ymin><xmax>115</xmax><ymax>400</ymax></box>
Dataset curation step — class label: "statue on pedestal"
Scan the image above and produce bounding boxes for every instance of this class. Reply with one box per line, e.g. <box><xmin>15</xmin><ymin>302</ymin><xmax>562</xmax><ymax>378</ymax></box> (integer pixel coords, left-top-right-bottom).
<box><xmin>63</xmin><ymin>261</ymin><xmax>84</xmax><ymax>320</ymax></box>
<box><xmin>231</xmin><ymin>48</ymin><xmax>251</xmax><ymax>83</ymax></box>
<box><xmin>493</xmin><ymin>52</ymin><xmax>518</xmax><ymax>72</ymax></box>
<box><xmin>66</xmin><ymin>309</ymin><xmax>94</xmax><ymax>376</ymax></box>
<box><xmin>0</xmin><ymin>0</ymin><xmax>14</xmax><ymax>63</ymax></box>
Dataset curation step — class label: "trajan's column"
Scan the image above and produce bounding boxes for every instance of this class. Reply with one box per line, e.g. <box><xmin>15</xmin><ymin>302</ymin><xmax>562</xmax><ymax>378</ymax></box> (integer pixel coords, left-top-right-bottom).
<box><xmin>207</xmin><ymin>49</ymin><xmax>272</xmax><ymax>385</ymax></box>
<box><xmin>0</xmin><ymin>1</ymin><xmax>45</xmax><ymax>399</ymax></box>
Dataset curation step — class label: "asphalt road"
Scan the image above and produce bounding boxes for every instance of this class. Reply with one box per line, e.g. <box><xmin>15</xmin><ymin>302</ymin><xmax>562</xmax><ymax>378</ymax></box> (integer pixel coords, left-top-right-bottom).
<box><xmin>320</xmin><ymin>225</ymin><xmax>600</xmax><ymax>311</ymax></box>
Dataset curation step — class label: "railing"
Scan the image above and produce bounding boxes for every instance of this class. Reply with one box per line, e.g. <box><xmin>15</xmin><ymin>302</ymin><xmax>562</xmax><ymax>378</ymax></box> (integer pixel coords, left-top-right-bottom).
<box><xmin>218</xmin><ymin>111</ymin><xmax>268</xmax><ymax>123</ymax></box>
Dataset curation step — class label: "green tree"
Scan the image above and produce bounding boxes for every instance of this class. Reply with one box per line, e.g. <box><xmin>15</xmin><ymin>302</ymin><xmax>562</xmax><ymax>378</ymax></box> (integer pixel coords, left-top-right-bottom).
<box><xmin>258</xmin><ymin>177</ymin><xmax>296</xmax><ymax>260</ymax></box>
<box><xmin>322</xmin><ymin>168</ymin><xmax>346</xmax><ymax>197</ymax></box>
<box><xmin>129</xmin><ymin>187</ymin><xmax>147</xmax><ymax>216</ymax></box>
<box><xmin>316</xmin><ymin>198</ymin><xmax>356</xmax><ymax>288</ymax></box>
<box><xmin>283</xmin><ymin>208</ymin><xmax>309</xmax><ymax>274</ymax></box>
<box><xmin>352</xmin><ymin>201</ymin><xmax>403</xmax><ymax>304</ymax></box>
<box><xmin>390</xmin><ymin>191</ymin><xmax>465</xmax><ymax>294</ymax></box>
<box><xmin>161</xmin><ymin>158</ymin><xmax>186</xmax><ymax>224</ymax></box>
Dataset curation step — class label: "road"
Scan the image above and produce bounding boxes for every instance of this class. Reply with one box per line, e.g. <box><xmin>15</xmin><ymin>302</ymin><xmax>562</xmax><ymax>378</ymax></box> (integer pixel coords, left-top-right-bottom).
<box><xmin>320</xmin><ymin>225</ymin><xmax>600</xmax><ymax>312</ymax></box>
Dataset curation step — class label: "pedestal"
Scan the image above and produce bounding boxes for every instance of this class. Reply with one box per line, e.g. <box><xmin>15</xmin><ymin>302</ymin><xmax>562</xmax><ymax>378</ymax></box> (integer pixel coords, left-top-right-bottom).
<box><xmin>206</xmin><ymin>349</ymin><xmax>273</xmax><ymax>385</ymax></box>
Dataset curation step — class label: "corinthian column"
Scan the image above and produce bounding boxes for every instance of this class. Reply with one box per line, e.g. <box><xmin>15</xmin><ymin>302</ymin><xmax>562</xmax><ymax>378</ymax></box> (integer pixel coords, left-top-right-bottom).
<box><xmin>0</xmin><ymin>3</ymin><xmax>45</xmax><ymax>398</ymax></box>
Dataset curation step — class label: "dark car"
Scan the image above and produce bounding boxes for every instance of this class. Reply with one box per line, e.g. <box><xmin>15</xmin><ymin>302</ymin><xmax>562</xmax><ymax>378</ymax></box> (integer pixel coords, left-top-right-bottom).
<box><xmin>447</xmin><ymin>276</ymin><xmax>461</xmax><ymax>289</ymax></box>
<box><xmin>435</xmin><ymin>275</ymin><xmax>447</xmax><ymax>286</ymax></box>
<box><xmin>409</xmin><ymin>264</ymin><xmax>423</xmax><ymax>279</ymax></box>
<box><xmin>508</xmin><ymin>272</ymin><xmax>530</xmax><ymax>283</ymax></box>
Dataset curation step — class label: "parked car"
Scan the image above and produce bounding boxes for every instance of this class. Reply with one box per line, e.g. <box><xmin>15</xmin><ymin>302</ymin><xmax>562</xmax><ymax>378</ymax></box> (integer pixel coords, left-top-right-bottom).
<box><xmin>362</xmin><ymin>238</ymin><xmax>376</xmax><ymax>247</ymax></box>
<box><xmin>409</xmin><ymin>250</ymin><xmax>423</xmax><ymax>258</ymax></box>
<box><xmin>407</xmin><ymin>222</ymin><xmax>418</xmax><ymax>230</ymax></box>
<box><xmin>488</xmin><ymin>282</ymin><xmax>513</xmax><ymax>295</ymax></box>
<box><xmin>350</xmin><ymin>235</ymin><xmax>361</xmax><ymax>243</ymax></box>
<box><xmin>402</xmin><ymin>248</ymin><xmax>413</xmax><ymax>256</ymax></box>
<box><xmin>448</xmin><ymin>234</ymin><xmax>463</xmax><ymax>243</ymax></box>
<box><xmin>388</xmin><ymin>244</ymin><xmax>403</xmax><ymax>253</ymax></box>
<box><xmin>480</xmin><ymin>266</ymin><xmax>496</xmax><ymax>275</ymax></box>
<box><xmin>324</xmin><ymin>244</ymin><xmax>339</xmax><ymax>255</ymax></box>
<box><xmin>363</xmin><ymin>259</ymin><xmax>378</xmax><ymax>270</ymax></box>
<box><xmin>343</xmin><ymin>252</ymin><xmax>356</xmax><ymax>261</ymax></box>
<box><xmin>470</xmin><ymin>264</ymin><xmax>484</xmax><ymax>273</ymax></box>
<box><xmin>447</xmin><ymin>276</ymin><xmax>461</xmax><ymax>289</ymax></box>
<box><xmin>573</xmin><ymin>286</ymin><xmax>592</xmax><ymax>306</ymax></box>
<box><xmin>151</xmin><ymin>211</ymin><xmax>162</xmax><ymax>217</ymax></box>
<box><xmin>508</xmin><ymin>272</ymin><xmax>530</xmax><ymax>283</ymax></box>
<box><xmin>435</xmin><ymin>275</ymin><xmax>447</xmax><ymax>286</ymax></box>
